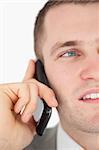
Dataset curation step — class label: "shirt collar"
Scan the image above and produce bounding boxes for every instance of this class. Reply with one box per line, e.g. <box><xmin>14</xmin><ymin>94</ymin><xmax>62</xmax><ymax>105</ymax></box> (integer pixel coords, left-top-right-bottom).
<box><xmin>57</xmin><ymin>123</ymin><xmax>84</xmax><ymax>150</ymax></box>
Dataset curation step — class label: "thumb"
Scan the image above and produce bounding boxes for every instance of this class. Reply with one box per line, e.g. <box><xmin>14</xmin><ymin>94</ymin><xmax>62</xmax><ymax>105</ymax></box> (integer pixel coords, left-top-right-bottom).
<box><xmin>23</xmin><ymin>59</ymin><xmax>36</xmax><ymax>81</ymax></box>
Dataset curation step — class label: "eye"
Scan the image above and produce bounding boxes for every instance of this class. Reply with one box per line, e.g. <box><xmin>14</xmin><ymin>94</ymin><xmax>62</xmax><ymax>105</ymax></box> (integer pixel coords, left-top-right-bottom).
<box><xmin>60</xmin><ymin>49</ymin><xmax>81</xmax><ymax>58</ymax></box>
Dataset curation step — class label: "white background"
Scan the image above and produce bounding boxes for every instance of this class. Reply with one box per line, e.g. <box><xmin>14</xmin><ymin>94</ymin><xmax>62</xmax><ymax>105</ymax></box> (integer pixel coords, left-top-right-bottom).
<box><xmin>0</xmin><ymin>0</ymin><xmax>59</xmax><ymax>127</ymax></box>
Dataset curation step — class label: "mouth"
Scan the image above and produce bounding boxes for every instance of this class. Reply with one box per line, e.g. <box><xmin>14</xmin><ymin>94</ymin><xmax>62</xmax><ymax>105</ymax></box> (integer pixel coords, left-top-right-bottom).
<box><xmin>80</xmin><ymin>98</ymin><xmax>99</xmax><ymax>104</ymax></box>
<box><xmin>79</xmin><ymin>88</ymin><xmax>99</xmax><ymax>104</ymax></box>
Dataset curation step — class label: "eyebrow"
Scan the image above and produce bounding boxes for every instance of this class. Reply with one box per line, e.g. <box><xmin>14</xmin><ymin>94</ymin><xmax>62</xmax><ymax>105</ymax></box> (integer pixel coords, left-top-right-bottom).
<box><xmin>50</xmin><ymin>40</ymin><xmax>82</xmax><ymax>56</ymax></box>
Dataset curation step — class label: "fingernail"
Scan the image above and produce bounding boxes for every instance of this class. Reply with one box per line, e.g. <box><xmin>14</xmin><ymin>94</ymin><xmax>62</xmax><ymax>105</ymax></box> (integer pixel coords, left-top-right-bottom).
<box><xmin>20</xmin><ymin>105</ymin><xmax>25</xmax><ymax>115</ymax></box>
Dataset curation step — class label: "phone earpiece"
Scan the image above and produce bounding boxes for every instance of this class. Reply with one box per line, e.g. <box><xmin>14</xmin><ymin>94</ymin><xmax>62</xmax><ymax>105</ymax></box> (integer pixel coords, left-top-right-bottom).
<box><xmin>35</xmin><ymin>60</ymin><xmax>49</xmax><ymax>87</ymax></box>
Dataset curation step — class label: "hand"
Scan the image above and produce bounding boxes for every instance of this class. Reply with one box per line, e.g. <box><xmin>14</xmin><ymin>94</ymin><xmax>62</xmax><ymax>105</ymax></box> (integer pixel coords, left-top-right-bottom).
<box><xmin>0</xmin><ymin>60</ymin><xmax>58</xmax><ymax>150</ymax></box>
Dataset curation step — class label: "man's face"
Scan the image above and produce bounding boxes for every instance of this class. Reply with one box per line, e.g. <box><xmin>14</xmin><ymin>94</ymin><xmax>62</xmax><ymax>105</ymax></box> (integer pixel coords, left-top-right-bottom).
<box><xmin>42</xmin><ymin>4</ymin><xmax>99</xmax><ymax>133</ymax></box>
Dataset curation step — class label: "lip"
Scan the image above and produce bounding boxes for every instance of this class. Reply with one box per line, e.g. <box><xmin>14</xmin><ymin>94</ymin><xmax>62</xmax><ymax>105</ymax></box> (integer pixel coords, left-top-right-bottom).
<box><xmin>79</xmin><ymin>88</ymin><xmax>99</xmax><ymax>100</ymax></box>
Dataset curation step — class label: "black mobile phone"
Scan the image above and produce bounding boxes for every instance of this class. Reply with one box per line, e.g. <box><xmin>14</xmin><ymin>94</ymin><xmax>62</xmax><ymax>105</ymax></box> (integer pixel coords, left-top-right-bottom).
<box><xmin>34</xmin><ymin>59</ymin><xmax>52</xmax><ymax>136</ymax></box>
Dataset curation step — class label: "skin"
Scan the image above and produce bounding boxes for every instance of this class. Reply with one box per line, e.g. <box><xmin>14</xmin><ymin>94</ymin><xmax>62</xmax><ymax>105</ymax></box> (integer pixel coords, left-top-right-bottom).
<box><xmin>0</xmin><ymin>3</ymin><xmax>99</xmax><ymax>150</ymax></box>
<box><xmin>0</xmin><ymin>60</ymin><xmax>58</xmax><ymax>150</ymax></box>
<box><xmin>41</xmin><ymin>3</ymin><xmax>99</xmax><ymax>150</ymax></box>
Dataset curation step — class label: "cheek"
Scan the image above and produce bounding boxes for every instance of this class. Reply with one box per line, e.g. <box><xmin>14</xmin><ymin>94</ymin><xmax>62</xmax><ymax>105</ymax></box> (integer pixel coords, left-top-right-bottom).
<box><xmin>45</xmin><ymin>62</ymin><xmax>80</xmax><ymax>106</ymax></box>
<box><xmin>46</xmin><ymin>65</ymin><xmax>78</xmax><ymax>101</ymax></box>
<box><xmin>45</xmin><ymin>61</ymin><xmax>82</xmax><ymax>102</ymax></box>
<box><xmin>46</xmin><ymin>63</ymin><xmax>76</xmax><ymax>88</ymax></box>
<box><xmin>59</xmin><ymin>98</ymin><xmax>89</xmax><ymax>124</ymax></box>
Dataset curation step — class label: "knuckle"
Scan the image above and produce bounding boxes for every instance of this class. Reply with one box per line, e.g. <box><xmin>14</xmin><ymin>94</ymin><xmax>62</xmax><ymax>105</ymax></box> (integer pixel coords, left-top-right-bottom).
<box><xmin>19</xmin><ymin>97</ymin><xmax>29</xmax><ymax>103</ymax></box>
<box><xmin>47</xmin><ymin>89</ymin><xmax>54</xmax><ymax>97</ymax></box>
<box><xmin>29</xmin><ymin>82</ymin><xmax>37</xmax><ymax>88</ymax></box>
<box><xmin>24</xmin><ymin>78</ymin><xmax>36</xmax><ymax>84</ymax></box>
<box><xmin>48</xmin><ymin>87</ymin><xmax>53</xmax><ymax>93</ymax></box>
<box><xmin>24</xmin><ymin>83</ymin><xmax>30</xmax><ymax>90</ymax></box>
<box><xmin>45</xmin><ymin>86</ymin><xmax>54</xmax><ymax>94</ymax></box>
<box><xmin>39</xmin><ymin>83</ymin><xmax>53</xmax><ymax>95</ymax></box>
<box><xmin>20</xmin><ymin>83</ymin><xmax>29</xmax><ymax>90</ymax></box>
<box><xmin>29</xmin><ymin>83</ymin><xmax>39</xmax><ymax>94</ymax></box>
<box><xmin>40</xmin><ymin>83</ymin><xmax>47</xmax><ymax>90</ymax></box>
<box><xmin>24</xmin><ymin>98</ymin><xmax>29</xmax><ymax>103</ymax></box>
<box><xmin>23</xmin><ymin>79</ymin><xmax>39</xmax><ymax>90</ymax></box>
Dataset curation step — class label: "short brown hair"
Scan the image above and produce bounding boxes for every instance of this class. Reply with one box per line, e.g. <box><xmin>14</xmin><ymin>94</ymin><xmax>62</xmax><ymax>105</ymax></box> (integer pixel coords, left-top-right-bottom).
<box><xmin>34</xmin><ymin>0</ymin><xmax>98</xmax><ymax>62</ymax></box>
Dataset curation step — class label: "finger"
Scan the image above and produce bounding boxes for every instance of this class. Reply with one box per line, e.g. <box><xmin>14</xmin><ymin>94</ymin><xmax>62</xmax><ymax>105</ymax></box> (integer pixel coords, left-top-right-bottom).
<box><xmin>38</xmin><ymin>83</ymin><xmax>58</xmax><ymax>106</ymax></box>
<box><xmin>14</xmin><ymin>84</ymin><xmax>30</xmax><ymax>114</ymax></box>
<box><xmin>23</xmin><ymin>59</ymin><xmax>36</xmax><ymax>81</ymax></box>
<box><xmin>25</xmin><ymin>79</ymin><xmax>58</xmax><ymax>107</ymax></box>
<box><xmin>21</xmin><ymin>84</ymin><xmax>38</xmax><ymax>123</ymax></box>
<box><xmin>27</xmin><ymin>117</ymin><xmax>37</xmax><ymax>135</ymax></box>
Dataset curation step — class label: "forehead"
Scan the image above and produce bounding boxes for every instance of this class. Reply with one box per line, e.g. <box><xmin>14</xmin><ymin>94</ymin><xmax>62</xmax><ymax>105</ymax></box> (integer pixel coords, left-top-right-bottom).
<box><xmin>44</xmin><ymin>4</ymin><xmax>99</xmax><ymax>44</ymax></box>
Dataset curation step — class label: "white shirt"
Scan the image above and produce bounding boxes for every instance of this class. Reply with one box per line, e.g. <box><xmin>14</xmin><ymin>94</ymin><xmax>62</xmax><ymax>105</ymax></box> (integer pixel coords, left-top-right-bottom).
<box><xmin>57</xmin><ymin>123</ymin><xmax>84</xmax><ymax>150</ymax></box>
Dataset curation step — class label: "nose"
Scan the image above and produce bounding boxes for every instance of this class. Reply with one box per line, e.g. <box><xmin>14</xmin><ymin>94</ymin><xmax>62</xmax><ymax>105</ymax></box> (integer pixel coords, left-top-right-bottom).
<box><xmin>80</xmin><ymin>57</ymin><xmax>99</xmax><ymax>81</ymax></box>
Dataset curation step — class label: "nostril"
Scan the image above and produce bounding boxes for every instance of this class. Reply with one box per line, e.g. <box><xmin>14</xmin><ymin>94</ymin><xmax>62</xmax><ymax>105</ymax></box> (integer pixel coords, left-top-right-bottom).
<box><xmin>80</xmin><ymin>72</ymin><xmax>94</xmax><ymax>80</ymax></box>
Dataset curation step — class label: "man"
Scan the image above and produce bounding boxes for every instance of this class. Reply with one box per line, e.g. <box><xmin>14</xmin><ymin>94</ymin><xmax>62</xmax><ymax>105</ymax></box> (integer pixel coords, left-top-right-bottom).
<box><xmin>0</xmin><ymin>0</ymin><xmax>99</xmax><ymax>149</ymax></box>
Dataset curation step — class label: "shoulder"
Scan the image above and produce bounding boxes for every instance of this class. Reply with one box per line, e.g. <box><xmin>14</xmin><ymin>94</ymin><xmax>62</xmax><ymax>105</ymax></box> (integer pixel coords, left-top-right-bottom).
<box><xmin>24</xmin><ymin>125</ymin><xmax>58</xmax><ymax>150</ymax></box>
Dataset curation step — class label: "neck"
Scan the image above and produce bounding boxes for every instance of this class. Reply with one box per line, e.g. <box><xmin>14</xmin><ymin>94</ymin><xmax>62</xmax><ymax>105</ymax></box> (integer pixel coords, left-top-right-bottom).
<box><xmin>61</xmin><ymin>122</ymin><xmax>99</xmax><ymax>150</ymax></box>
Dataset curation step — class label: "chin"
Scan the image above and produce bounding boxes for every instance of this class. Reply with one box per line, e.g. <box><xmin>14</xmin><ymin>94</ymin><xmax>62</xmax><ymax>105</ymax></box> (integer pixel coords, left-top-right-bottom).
<box><xmin>78</xmin><ymin>118</ymin><xmax>99</xmax><ymax>134</ymax></box>
<box><xmin>81</xmin><ymin>126</ymin><xmax>99</xmax><ymax>134</ymax></box>
<box><xmin>91</xmin><ymin>115</ymin><xmax>99</xmax><ymax>125</ymax></box>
